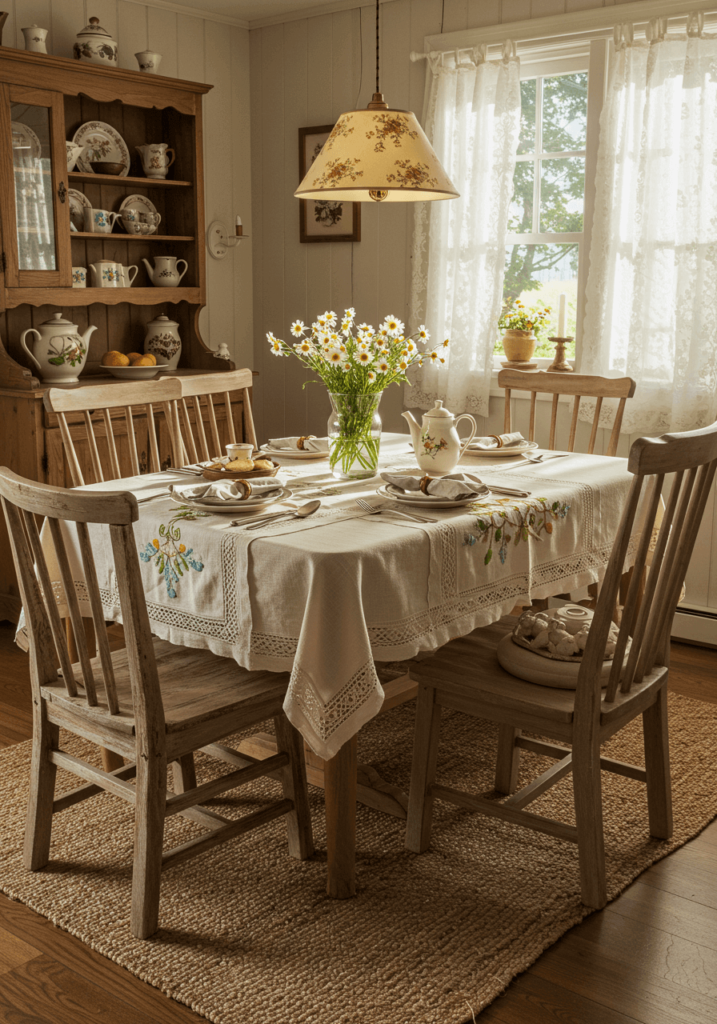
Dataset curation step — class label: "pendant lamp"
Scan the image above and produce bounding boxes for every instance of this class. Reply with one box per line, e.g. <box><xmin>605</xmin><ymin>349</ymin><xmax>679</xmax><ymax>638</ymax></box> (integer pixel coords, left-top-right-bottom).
<box><xmin>295</xmin><ymin>0</ymin><xmax>458</xmax><ymax>204</ymax></box>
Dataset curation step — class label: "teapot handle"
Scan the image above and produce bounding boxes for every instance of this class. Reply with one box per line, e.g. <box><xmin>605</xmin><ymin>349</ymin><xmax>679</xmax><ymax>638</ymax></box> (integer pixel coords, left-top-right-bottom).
<box><xmin>455</xmin><ymin>414</ymin><xmax>477</xmax><ymax>456</ymax></box>
<box><xmin>20</xmin><ymin>329</ymin><xmax>42</xmax><ymax>372</ymax></box>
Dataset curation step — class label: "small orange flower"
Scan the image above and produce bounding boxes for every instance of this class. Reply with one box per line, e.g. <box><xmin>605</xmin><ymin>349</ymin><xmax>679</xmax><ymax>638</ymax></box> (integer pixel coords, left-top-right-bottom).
<box><xmin>152</xmin><ymin>539</ymin><xmax>159</xmax><ymax>549</ymax></box>
<box><xmin>179</xmin><ymin>544</ymin><xmax>186</xmax><ymax>553</ymax></box>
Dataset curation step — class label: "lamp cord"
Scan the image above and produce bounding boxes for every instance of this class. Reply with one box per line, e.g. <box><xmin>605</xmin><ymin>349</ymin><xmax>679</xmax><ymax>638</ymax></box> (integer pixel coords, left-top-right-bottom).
<box><xmin>375</xmin><ymin>0</ymin><xmax>380</xmax><ymax>94</ymax></box>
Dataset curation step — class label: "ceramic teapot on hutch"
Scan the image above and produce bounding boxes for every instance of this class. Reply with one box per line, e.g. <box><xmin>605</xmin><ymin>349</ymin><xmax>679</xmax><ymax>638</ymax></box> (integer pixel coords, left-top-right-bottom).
<box><xmin>402</xmin><ymin>400</ymin><xmax>477</xmax><ymax>476</ymax></box>
<box><xmin>142</xmin><ymin>256</ymin><xmax>188</xmax><ymax>287</ymax></box>
<box><xmin>20</xmin><ymin>313</ymin><xmax>97</xmax><ymax>385</ymax></box>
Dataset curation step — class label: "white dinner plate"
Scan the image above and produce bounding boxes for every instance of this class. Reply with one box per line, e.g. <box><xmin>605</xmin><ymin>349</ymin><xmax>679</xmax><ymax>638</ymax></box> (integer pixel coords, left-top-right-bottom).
<box><xmin>73</xmin><ymin>121</ymin><xmax>130</xmax><ymax>175</ymax></box>
<box><xmin>463</xmin><ymin>440</ymin><xmax>539</xmax><ymax>458</ymax></box>
<box><xmin>68</xmin><ymin>188</ymin><xmax>91</xmax><ymax>232</ymax></box>
<box><xmin>170</xmin><ymin>485</ymin><xmax>291</xmax><ymax>514</ymax></box>
<box><xmin>260</xmin><ymin>444</ymin><xmax>330</xmax><ymax>461</ymax></box>
<box><xmin>378</xmin><ymin>484</ymin><xmax>490</xmax><ymax>510</ymax></box>
<box><xmin>12</xmin><ymin>121</ymin><xmax>42</xmax><ymax>159</ymax></box>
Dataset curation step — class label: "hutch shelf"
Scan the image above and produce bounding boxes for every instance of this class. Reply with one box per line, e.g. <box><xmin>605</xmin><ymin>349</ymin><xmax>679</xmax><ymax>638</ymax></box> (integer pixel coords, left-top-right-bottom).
<box><xmin>0</xmin><ymin>47</ymin><xmax>245</xmax><ymax>623</ymax></box>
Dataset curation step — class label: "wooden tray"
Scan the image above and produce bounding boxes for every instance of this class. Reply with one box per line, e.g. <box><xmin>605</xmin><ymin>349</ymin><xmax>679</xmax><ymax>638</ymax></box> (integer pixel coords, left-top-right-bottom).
<box><xmin>202</xmin><ymin>459</ymin><xmax>280</xmax><ymax>481</ymax></box>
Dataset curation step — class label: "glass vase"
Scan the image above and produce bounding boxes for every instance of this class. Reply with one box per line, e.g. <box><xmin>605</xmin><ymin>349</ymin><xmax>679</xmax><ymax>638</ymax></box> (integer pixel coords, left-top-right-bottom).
<box><xmin>327</xmin><ymin>391</ymin><xmax>383</xmax><ymax>480</ymax></box>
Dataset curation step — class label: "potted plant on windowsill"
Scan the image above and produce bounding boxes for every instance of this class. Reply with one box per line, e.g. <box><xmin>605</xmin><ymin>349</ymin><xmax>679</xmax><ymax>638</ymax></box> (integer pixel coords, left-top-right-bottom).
<box><xmin>498</xmin><ymin>299</ymin><xmax>551</xmax><ymax>366</ymax></box>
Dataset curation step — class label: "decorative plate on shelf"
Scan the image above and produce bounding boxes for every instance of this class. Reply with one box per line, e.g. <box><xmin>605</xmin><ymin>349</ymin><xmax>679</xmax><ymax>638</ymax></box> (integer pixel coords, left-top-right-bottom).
<box><xmin>73</xmin><ymin>121</ymin><xmax>130</xmax><ymax>175</ymax></box>
<box><xmin>259</xmin><ymin>444</ymin><xmax>330</xmax><ymax>461</ymax></box>
<box><xmin>68</xmin><ymin>189</ymin><xmax>91</xmax><ymax>232</ymax></box>
<box><xmin>119</xmin><ymin>194</ymin><xmax>160</xmax><ymax>234</ymax></box>
<box><xmin>11</xmin><ymin>121</ymin><xmax>42</xmax><ymax>159</ymax></box>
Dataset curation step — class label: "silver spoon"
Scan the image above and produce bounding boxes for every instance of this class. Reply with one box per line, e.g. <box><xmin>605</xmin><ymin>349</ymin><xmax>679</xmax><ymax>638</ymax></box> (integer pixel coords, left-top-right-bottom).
<box><xmin>236</xmin><ymin>499</ymin><xmax>322</xmax><ymax>530</ymax></box>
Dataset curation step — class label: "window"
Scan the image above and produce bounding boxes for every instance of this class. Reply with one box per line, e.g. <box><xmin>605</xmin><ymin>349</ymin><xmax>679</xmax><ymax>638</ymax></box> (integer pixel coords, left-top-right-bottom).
<box><xmin>497</xmin><ymin>60</ymin><xmax>591</xmax><ymax>364</ymax></box>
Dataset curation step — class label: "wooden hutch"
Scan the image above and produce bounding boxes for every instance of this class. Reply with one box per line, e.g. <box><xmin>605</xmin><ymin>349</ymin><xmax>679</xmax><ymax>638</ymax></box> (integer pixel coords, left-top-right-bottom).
<box><xmin>0</xmin><ymin>47</ymin><xmax>245</xmax><ymax>623</ymax></box>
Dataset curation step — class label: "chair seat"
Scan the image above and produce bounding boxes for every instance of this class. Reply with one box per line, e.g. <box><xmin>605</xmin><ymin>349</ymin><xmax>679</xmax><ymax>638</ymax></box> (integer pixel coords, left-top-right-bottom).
<box><xmin>410</xmin><ymin>620</ymin><xmax>577</xmax><ymax>724</ymax></box>
<box><xmin>42</xmin><ymin>638</ymin><xmax>290</xmax><ymax>735</ymax></box>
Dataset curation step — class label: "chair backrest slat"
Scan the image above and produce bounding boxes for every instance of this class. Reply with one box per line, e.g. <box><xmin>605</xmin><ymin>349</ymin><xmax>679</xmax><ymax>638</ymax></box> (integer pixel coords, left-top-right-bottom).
<box><xmin>574</xmin><ymin>422</ymin><xmax>717</xmax><ymax>723</ymax></box>
<box><xmin>76</xmin><ymin>521</ymin><xmax>120</xmax><ymax>714</ymax></box>
<box><xmin>498</xmin><ymin>370</ymin><xmax>636</xmax><ymax>456</ymax></box>
<box><xmin>191</xmin><ymin>396</ymin><xmax>210</xmax><ymax>461</ymax></box>
<box><xmin>224</xmin><ymin>391</ymin><xmax>236</xmax><ymax>443</ymax></box>
<box><xmin>47</xmin><ymin>516</ymin><xmax>98</xmax><ymax>706</ymax></box>
<box><xmin>44</xmin><ymin>380</ymin><xmax>183</xmax><ymax>486</ymax></box>
<box><xmin>206</xmin><ymin>396</ymin><xmax>222</xmax><ymax>458</ymax></box>
<box><xmin>241</xmin><ymin>388</ymin><xmax>258</xmax><ymax>449</ymax></box>
<box><xmin>179</xmin><ymin>399</ymin><xmax>200</xmax><ymax>463</ymax></box>
<box><xmin>19</xmin><ymin>506</ymin><xmax>77</xmax><ymax>696</ymax></box>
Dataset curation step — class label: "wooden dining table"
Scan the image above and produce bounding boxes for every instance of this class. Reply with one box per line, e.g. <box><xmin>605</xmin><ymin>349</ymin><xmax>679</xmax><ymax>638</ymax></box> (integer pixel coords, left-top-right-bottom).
<box><xmin>30</xmin><ymin>433</ymin><xmax>637</xmax><ymax>899</ymax></box>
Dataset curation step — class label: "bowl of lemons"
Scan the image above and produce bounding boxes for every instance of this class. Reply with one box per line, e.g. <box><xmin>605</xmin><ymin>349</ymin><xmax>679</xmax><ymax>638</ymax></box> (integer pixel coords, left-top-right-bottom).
<box><xmin>100</xmin><ymin>350</ymin><xmax>169</xmax><ymax>380</ymax></box>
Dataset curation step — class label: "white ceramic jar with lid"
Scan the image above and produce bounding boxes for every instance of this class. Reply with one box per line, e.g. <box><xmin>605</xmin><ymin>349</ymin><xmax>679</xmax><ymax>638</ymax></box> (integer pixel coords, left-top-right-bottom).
<box><xmin>144</xmin><ymin>314</ymin><xmax>181</xmax><ymax>370</ymax></box>
<box><xmin>73</xmin><ymin>17</ymin><xmax>118</xmax><ymax>65</ymax></box>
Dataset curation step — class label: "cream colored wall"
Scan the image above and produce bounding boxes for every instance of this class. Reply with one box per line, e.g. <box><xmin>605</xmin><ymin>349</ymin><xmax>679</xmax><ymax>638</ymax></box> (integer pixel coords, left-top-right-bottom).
<box><xmin>2</xmin><ymin>0</ymin><xmax>253</xmax><ymax>366</ymax></box>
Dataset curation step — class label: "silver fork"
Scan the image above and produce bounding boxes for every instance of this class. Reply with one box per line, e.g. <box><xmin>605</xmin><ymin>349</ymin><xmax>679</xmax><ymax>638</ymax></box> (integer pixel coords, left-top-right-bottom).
<box><xmin>355</xmin><ymin>497</ymin><xmax>433</xmax><ymax>524</ymax></box>
<box><xmin>499</xmin><ymin>452</ymin><xmax>570</xmax><ymax>471</ymax></box>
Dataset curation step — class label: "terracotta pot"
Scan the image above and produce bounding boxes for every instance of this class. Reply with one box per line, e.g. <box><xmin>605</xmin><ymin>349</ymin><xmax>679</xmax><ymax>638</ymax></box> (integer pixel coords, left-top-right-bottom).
<box><xmin>502</xmin><ymin>329</ymin><xmax>536</xmax><ymax>362</ymax></box>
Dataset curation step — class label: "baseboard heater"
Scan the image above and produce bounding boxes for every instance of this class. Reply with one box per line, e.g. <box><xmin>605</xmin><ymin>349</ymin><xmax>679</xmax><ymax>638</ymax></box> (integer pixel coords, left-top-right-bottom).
<box><xmin>672</xmin><ymin>605</ymin><xmax>717</xmax><ymax>647</ymax></box>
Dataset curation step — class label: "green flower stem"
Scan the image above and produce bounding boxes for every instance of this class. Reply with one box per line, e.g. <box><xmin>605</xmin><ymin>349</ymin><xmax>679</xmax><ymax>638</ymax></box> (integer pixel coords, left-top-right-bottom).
<box><xmin>329</xmin><ymin>392</ymin><xmax>382</xmax><ymax>478</ymax></box>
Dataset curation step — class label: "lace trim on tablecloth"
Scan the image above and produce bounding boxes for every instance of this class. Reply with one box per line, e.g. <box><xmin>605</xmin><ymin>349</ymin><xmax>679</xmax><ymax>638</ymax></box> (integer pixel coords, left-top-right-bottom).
<box><xmin>287</xmin><ymin>659</ymin><xmax>381</xmax><ymax>743</ymax></box>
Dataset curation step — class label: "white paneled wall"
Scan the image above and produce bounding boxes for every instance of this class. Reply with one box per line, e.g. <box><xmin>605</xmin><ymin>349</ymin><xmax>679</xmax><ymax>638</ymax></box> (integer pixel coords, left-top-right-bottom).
<box><xmin>2</xmin><ymin>0</ymin><xmax>253</xmax><ymax>366</ymax></box>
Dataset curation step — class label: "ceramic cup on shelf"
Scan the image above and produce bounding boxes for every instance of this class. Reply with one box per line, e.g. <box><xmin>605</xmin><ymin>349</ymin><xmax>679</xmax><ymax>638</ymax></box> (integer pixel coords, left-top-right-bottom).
<box><xmin>142</xmin><ymin>256</ymin><xmax>188</xmax><ymax>287</ymax></box>
<box><xmin>89</xmin><ymin>261</ymin><xmax>124</xmax><ymax>288</ymax></box>
<box><xmin>83</xmin><ymin>208</ymin><xmax>119</xmax><ymax>234</ymax></box>
<box><xmin>72</xmin><ymin>267</ymin><xmax>87</xmax><ymax>289</ymax></box>
<box><xmin>136</xmin><ymin>143</ymin><xmax>175</xmax><ymax>179</ymax></box>
<box><xmin>22</xmin><ymin>25</ymin><xmax>48</xmax><ymax>53</ymax></box>
<box><xmin>135</xmin><ymin>50</ymin><xmax>162</xmax><ymax>74</ymax></box>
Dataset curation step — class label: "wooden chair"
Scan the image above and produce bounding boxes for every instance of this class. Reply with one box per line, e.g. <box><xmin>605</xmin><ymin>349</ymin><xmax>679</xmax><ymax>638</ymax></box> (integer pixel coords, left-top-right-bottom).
<box><xmin>43</xmin><ymin>379</ymin><xmax>183</xmax><ymax>487</ymax></box>
<box><xmin>0</xmin><ymin>468</ymin><xmax>313</xmax><ymax>938</ymax></box>
<box><xmin>405</xmin><ymin>422</ymin><xmax>717</xmax><ymax>909</ymax></box>
<box><xmin>172</xmin><ymin>369</ymin><xmax>258</xmax><ymax>464</ymax></box>
<box><xmin>498</xmin><ymin>370</ymin><xmax>637</xmax><ymax>456</ymax></box>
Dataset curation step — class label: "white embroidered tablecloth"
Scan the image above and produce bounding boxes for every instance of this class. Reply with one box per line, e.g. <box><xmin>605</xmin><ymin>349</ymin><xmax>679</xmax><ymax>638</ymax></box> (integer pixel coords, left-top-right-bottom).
<box><xmin>32</xmin><ymin>435</ymin><xmax>636</xmax><ymax>759</ymax></box>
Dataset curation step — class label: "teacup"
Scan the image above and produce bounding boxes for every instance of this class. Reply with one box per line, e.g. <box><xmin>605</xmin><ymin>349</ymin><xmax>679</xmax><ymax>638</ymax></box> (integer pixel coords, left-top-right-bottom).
<box><xmin>227</xmin><ymin>443</ymin><xmax>253</xmax><ymax>461</ymax></box>
<box><xmin>84</xmin><ymin>208</ymin><xmax>119</xmax><ymax>234</ymax></box>
<box><xmin>72</xmin><ymin>266</ymin><xmax>87</xmax><ymax>289</ymax></box>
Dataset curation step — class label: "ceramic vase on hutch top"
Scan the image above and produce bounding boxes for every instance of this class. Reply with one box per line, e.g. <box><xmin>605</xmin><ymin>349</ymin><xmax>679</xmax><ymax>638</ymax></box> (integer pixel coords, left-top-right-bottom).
<box><xmin>73</xmin><ymin>17</ymin><xmax>118</xmax><ymax>65</ymax></box>
<box><xmin>144</xmin><ymin>315</ymin><xmax>181</xmax><ymax>370</ymax></box>
<box><xmin>402</xmin><ymin>400</ymin><xmax>477</xmax><ymax>476</ymax></box>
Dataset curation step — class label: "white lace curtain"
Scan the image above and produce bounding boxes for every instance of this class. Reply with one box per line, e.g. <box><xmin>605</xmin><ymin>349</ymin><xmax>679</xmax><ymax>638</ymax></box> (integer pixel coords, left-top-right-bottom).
<box><xmin>406</xmin><ymin>43</ymin><xmax>521</xmax><ymax>417</ymax></box>
<box><xmin>582</xmin><ymin>14</ymin><xmax>717</xmax><ymax>434</ymax></box>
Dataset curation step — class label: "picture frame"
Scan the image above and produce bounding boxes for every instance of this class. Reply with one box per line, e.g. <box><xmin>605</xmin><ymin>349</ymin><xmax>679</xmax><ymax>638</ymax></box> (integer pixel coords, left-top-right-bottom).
<box><xmin>298</xmin><ymin>124</ymin><xmax>361</xmax><ymax>244</ymax></box>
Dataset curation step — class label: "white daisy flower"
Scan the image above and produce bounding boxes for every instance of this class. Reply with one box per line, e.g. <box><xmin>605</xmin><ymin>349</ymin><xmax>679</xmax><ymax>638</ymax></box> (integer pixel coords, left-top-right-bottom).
<box><xmin>428</xmin><ymin>351</ymin><xmax>439</xmax><ymax>363</ymax></box>
<box><xmin>406</xmin><ymin>340</ymin><xmax>416</xmax><ymax>353</ymax></box>
<box><xmin>383</xmin><ymin>315</ymin><xmax>404</xmax><ymax>337</ymax></box>
<box><xmin>399</xmin><ymin>360</ymin><xmax>408</xmax><ymax>371</ymax></box>
<box><xmin>291</xmin><ymin>320</ymin><xmax>305</xmax><ymax>337</ymax></box>
<box><xmin>443</xmin><ymin>338</ymin><xmax>450</xmax><ymax>348</ymax></box>
<box><xmin>298</xmin><ymin>341</ymin><xmax>312</xmax><ymax>354</ymax></box>
<box><xmin>357</xmin><ymin>350</ymin><xmax>373</xmax><ymax>365</ymax></box>
<box><xmin>327</xmin><ymin>350</ymin><xmax>343</xmax><ymax>364</ymax></box>
<box><xmin>376</xmin><ymin>360</ymin><xmax>390</xmax><ymax>374</ymax></box>
<box><xmin>340</xmin><ymin>358</ymin><xmax>351</xmax><ymax>372</ymax></box>
<box><xmin>367</xmin><ymin>370</ymin><xmax>376</xmax><ymax>381</ymax></box>
<box><xmin>378</xmin><ymin>326</ymin><xmax>390</xmax><ymax>339</ymax></box>
<box><xmin>417</xmin><ymin>325</ymin><xmax>430</xmax><ymax>341</ymax></box>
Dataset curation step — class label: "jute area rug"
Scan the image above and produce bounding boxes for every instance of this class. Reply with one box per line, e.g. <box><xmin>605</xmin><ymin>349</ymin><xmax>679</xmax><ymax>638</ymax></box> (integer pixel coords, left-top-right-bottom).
<box><xmin>0</xmin><ymin>692</ymin><xmax>716</xmax><ymax>1024</ymax></box>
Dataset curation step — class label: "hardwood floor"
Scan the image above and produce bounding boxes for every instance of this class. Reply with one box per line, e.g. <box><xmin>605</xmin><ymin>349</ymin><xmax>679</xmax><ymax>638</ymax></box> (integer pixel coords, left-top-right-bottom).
<box><xmin>0</xmin><ymin>621</ymin><xmax>715</xmax><ymax>1024</ymax></box>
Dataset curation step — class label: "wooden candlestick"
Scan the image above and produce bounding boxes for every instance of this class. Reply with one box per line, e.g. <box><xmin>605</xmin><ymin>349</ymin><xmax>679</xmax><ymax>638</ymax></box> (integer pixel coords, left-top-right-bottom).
<box><xmin>547</xmin><ymin>336</ymin><xmax>574</xmax><ymax>373</ymax></box>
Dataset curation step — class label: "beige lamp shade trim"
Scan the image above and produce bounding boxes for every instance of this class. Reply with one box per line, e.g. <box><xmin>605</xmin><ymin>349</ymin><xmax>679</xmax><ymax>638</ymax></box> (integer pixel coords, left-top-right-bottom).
<box><xmin>295</xmin><ymin>108</ymin><xmax>459</xmax><ymax>203</ymax></box>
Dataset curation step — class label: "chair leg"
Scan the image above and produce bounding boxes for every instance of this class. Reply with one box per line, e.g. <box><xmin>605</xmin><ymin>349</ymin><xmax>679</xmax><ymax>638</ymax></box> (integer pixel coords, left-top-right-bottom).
<box><xmin>171</xmin><ymin>754</ymin><xmax>197</xmax><ymax>794</ymax></box>
<box><xmin>23</xmin><ymin>707</ymin><xmax>59</xmax><ymax>871</ymax></box>
<box><xmin>274</xmin><ymin>714</ymin><xmax>314</xmax><ymax>860</ymax></box>
<box><xmin>643</xmin><ymin>686</ymin><xmax>673</xmax><ymax>840</ymax></box>
<box><xmin>572</xmin><ymin>739</ymin><xmax>607</xmax><ymax>909</ymax></box>
<box><xmin>130</xmin><ymin>751</ymin><xmax>167</xmax><ymax>939</ymax></box>
<box><xmin>495</xmin><ymin>724</ymin><xmax>521</xmax><ymax>795</ymax></box>
<box><xmin>406</xmin><ymin>684</ymin><xmax>442</xmax><ymax>854</ymax></box>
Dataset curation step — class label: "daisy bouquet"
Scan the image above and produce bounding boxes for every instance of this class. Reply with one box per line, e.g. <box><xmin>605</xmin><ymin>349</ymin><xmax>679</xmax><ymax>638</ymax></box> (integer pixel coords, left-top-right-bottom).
<box><xmin>498</xmin><ymin>298</ymin><xmax>552</xmax><ymax>335</ymax></box>
<box><xmin>267</xmin><ymin>307</ymin><xmax>448</xmax><ymax>478</ymax></box>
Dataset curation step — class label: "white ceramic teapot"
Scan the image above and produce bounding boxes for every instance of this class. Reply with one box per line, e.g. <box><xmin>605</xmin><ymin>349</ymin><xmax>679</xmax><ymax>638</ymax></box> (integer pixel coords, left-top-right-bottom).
<box><xmin>142</xmin><ymin>256</ymin><xmax>188</xmax><ymax>287</ymax></box>
<box><xmin>402</xmin><ymin>400</ymin><xmax>477</xmax><ymax>476</ymax></box>
<box><xmin>20</xmin><ymin>313</ymin><xmax>97</xmax><ymax>385</ymax></box>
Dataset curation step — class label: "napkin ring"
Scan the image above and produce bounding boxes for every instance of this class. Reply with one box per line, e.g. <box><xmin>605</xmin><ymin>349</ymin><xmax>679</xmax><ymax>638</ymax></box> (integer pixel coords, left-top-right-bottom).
<box><xmin>237</xmin><ymin>480</ymin><xmax>252</xmax><ymax>499</ymax></box>
<box><xmin>419</xmin><ymin>475</ymin><xmax>434</xmax><ymax>494</ymax></box>
<box><xmin>487</xmin><ymin>434</ymin><xmax>503</xmax><ymax>448</ymax></box>
<box><xmin>297</xmin><ymin>434</ymin><xmax>316</xmax><ymax>450</ymax></box>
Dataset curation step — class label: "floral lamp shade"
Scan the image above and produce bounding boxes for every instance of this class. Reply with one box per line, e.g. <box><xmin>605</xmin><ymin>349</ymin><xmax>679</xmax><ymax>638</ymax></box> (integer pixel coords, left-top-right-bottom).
<box><xmin>294</xmin><ymin>107</ymin><xmax>459</xmax><ymax>203</ymax></box>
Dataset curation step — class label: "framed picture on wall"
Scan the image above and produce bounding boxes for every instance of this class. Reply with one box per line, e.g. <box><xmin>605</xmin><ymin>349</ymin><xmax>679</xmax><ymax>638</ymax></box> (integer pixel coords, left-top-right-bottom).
<box><xmin>298</xmin><ymin>124</ymin><xmax>361</xmax><ymax>244</ymax></box>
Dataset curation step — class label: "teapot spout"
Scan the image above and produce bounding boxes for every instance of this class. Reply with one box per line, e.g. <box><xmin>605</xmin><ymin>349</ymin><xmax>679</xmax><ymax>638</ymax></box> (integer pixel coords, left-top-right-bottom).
<box><xmin>402</xmin><ymin>409</ymin><xmax>422</xmax><ymax>450</ymax></box>
<box><xmin>142</xmin><ymin>257</ymin><xmax>154</xmax><ymax>284</ymax></box>
<box><xmin>81</xmin><ymin>325</ymin><xmax>98</xmax><ymax>348</ymax></box>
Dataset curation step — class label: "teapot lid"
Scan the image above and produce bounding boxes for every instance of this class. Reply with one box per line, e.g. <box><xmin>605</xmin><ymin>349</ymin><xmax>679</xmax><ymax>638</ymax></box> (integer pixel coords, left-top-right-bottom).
<box><xmin>41</xmin><ymin>312</ymin><xmax>76</xmax><ymax>327</ymax></box>
<box><xmin>77</xmin><ymin>17</ymin><xmax>113</xmax><ymax>39</ymax></box>
<box><xmin>147</xmin><ymin>314</ymin><xmax>179</xmax><ymax>328</ymax></box>
<box><xmin>425</xmin><ymin>399</ymin><xmax>453</xmax><ymax>419</ymax></box>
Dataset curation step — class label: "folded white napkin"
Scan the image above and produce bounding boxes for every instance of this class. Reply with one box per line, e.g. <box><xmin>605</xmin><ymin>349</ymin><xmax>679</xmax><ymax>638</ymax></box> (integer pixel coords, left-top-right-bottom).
<box><xmin>172</xmin><ymin>479</ymin><xmax>282</xmax><ymax>504</ymax></box>
<box><xmin>268</xmin><ymin>436</ymin><xmax>330</xmax><ymax>453</ymax></box>
<box><xmin>381</xmin><ymin>472</ymin><xmax>488</xmax><ymax>502</ymax></box>
<box><xmin>467</xmin><ymin>431</ymin><xmax>525</xmax><ymax>451</ymax></box>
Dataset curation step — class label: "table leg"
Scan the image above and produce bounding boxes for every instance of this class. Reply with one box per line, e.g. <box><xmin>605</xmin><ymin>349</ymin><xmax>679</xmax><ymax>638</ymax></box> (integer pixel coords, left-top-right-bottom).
<box><xmin>324</xmin><ymin>735</ymin><xmax>357</xmax><ymax>899</ymax></box>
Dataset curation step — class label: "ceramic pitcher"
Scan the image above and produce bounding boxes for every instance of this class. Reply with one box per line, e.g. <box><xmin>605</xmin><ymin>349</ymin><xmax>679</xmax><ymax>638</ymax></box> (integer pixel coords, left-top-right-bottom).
<box><xmin>402</xmin><ymin>400</ymin><xmax>477</xmax><ymax>476</ymax></box>
<box><xmin>142</xmin><ymin>256</ymin><xmax>187</xmax><ymax>287</ymax></box>
<box><xmin>136</xmin><ymin>143</ymin><xmax>175</xmax><ymax>179</ymax></box>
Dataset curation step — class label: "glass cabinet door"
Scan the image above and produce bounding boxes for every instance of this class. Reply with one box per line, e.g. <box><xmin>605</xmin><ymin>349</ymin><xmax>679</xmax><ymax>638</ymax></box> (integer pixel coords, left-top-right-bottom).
<box><xmin>0</xmin><ymin>85</ymin><xmax>71</xmax><ymax>288</ymax></box>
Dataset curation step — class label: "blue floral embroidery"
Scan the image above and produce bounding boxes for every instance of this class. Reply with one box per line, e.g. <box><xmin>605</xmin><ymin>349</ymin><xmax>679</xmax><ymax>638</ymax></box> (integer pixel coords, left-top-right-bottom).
<box><xmin>463</xmin><ymin>497</ymin><xmax>571</xmax><ymax>567</ymax></box>
<box><xmin>140</xmin><ymin>508</ymin><xmax>207</xmax><ymax>598</ymax></box>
